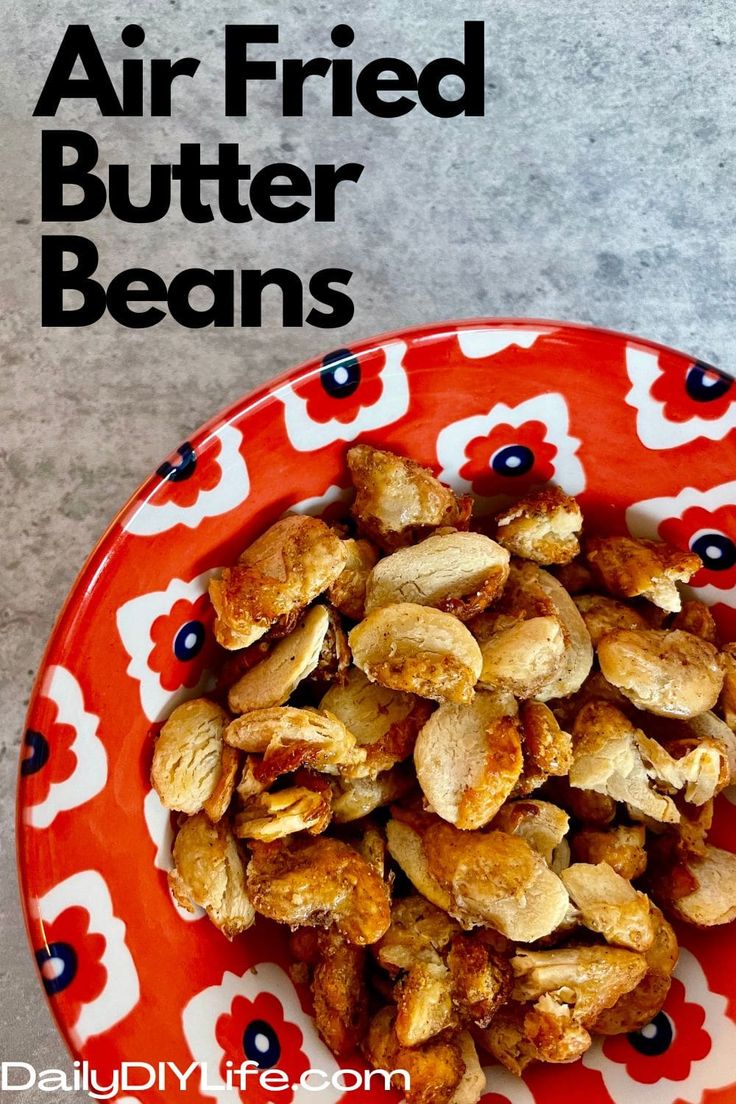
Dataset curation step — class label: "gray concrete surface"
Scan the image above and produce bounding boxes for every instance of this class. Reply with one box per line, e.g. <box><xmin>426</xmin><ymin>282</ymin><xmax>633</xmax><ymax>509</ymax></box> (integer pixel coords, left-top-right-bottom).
<box><xmin>1</xmin><ymin>0</ymin><xmax>735</xmax><ymax>1098</ymax></box>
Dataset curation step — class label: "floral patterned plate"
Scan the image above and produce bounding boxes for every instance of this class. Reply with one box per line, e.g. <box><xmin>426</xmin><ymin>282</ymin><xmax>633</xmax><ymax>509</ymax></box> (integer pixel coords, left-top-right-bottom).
<box><xmin>17</xmin><ymin>319</ymin><xmax>736</xmax><ymax>1104</ymax></box>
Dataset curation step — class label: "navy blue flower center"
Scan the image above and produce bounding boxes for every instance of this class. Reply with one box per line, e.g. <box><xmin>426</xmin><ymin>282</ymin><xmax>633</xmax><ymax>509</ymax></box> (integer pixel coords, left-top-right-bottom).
<box><xmin>173</xmin><ymin>620</ymin><xmax>206</xmax><ymax>661</ymax></box>
<box><xmin>691</xmin><ymin>532</ymin><xmax>736</xmax><ymax>572</ymax></box>
<box><xmin>36</xmin><ymin>942</ymin><xmax>77</xmax><ymax>996</ymax></box>
<box><xmin>628</xmin><ymin>1011</ymin><xmax>673</xmax><ymax>1056</ymax></box>
<box><xmin>22</xmin><ymin>729</ymin><xmax>50</xmax><ymax>776</ymax></box>
<box><xmin>242</xmin><ymin>1019</ymin><xmax>281</xmax><ymax>1069</ymax></box>
<box><xmin>320</xmin><ymin>349</ymin><xmax>361</xmax><ymax>399</ymax></box>
<box><xmin>492</xmin><ymin>444</ymin><xmax>535</xmax><ymax>477</ymax></box>
<box><xmin>685</xmin><ymin>363</ymin><xmax>732</xmax><ymax>403</ymax></box>
<box><xmin>157</xmin><ymin>442</ymin><xmax>197</xmax><ymax>483</ymax></box>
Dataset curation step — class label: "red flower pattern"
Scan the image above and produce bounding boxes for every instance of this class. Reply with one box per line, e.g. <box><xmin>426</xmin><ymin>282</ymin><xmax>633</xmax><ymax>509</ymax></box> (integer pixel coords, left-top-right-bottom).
<box><xmin>459</xmin><ymin>419</ymin><xmax>557</xmax><ymax>497</ymax></box>
<box><xmin>293</xmin><ymin>353</ymin><xmax>385</xmax><ymax>425</ymax></box>
<box><xmin>602</xmin><ymin>977</ymin><xmax>711</xmax><ymax>1085</ymax></box>
<box><xmin>649</xmin><ymin>353</ymin><xmax>734</xmax><ymax>424</ymax></box>
<box><xmin>659</xmin><ymin>504</ymin><xmax>736</xmax><ymax>591</ymax></box>
<box><xmin>17</xmin><ymin>323</ymin><xmax>736</xmax><ymax>1102</ymax></box>
<box><xmin>148</xmin><ymin>593</ymin><xmax>218</xmax><ymax>692</ymax></box>
<box><xmin>41</xmin><ymin>907</ymin><xmax>107</xmax><ymax>1026</ymax></box>
<box><xmin>156</xmin><ymin>438</ymin><xmax>223</xmax><ymax>509</ymax></box>
<box><xmin>23</xmin><ymin>701</ymin><xmax>77</xmax><ymax>806</ymax></box>
<box><xmin>215</xmin><ymin>991</ymin><xmax>311</xmax><ymax>1104</ymax></box>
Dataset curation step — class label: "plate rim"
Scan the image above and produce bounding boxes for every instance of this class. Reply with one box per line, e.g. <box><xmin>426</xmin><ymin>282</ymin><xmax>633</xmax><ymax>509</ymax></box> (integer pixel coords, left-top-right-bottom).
<box><xmin>14</xmin><ymin>314</ymin><xmax>735</xmax><ymax>1082</ymax></box>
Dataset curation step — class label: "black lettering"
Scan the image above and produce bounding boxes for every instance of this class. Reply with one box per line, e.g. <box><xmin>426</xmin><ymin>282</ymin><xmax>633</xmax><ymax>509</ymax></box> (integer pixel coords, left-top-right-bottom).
<box><xmin>168</xmin><ymin>269</ymin><xmax>235</xmax><ymax>327</ymax></box>
<box><xmin>106</xmin><ymin>268</ymin><xmax>167</xmax><ymax>327</ymax></box>
<box><xmin>313</xmin><ymin>163</ymin><xmax>364</xmax><ymax>222</ymax></box>
<box><xmin>150</xmin><ymin>57</ymin><xmax>200</xmax><ymax>116</ymax></box>
<box><xmin>331</xmin><ymin>61</ymin><xmax>353</xmax><ymax>116</ymax></box>
<box><xmin>241</xmin><ymin>268</ymin><xmax>303</xmax><ymax>326</ymax></box>
<box><xmin>107</xmin><ymin>164</ymin><xmax>171</xmax><ymax>222</ymax></box>
<box><xmin>307</xmin><ymin>269</ymin><xmax>354</xmax><ymax>328</ymax></box>
<box><xmin>249</xmin><ymin>163</ymin><xmax>311</xmax><ymax>223</ymax></box>
<box><xmin>34</xmin><ymin>26</ymin><xmax>125</xmax><ymax>116</ymax></box>
<box><xmin>330</xmin><ymin>24</ymin><xmax>355</xmax><ymax>115</ymax></box>
<box><xmin>121</xmin><ymin>57</ymin><xmax>144</xmax><ymax>116</ymax></box>
<box><xmin>41</xmin><ymin>235</ymin><xmax>106</xmax><ymax>325</ymax></box>
<box><xmin>417</xmin><ymin>20</ymin><xmax>485</xmax><ymax>118</ymax></box>
<box><xmin>171</xmin><ymin>144</ymin><xmax>216</xmax><ymax>223</ymax></box>
<box><xmin>216</xmin><ymin>144</ymin><xmax>252</xmax><ymax>223</ymax></box>
<box><xmin>282</xmin><ymin>57</ymin><xmax>331</xmax><ymax>116</ymax></box>
<box><xmin>41</xmin><ymin>131</ymin><xmax>107</xmax><ymax>220</ymax></box>
<box><xmin>225</xmin><ymin>25</ymin><xmax>278</xmax><ymax>116</ymax></box>
<box><xmin>356</xmin><ymin>60</ymin><xmax>417</xmax><ymax>118</ymax></box>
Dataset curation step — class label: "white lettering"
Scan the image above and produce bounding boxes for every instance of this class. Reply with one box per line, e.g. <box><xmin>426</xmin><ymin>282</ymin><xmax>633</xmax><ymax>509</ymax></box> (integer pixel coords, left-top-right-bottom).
<box><xmin>121</xmin><ymin>1062</ymin><xmax>155</xmax><ymax>1092</ymax></box>
<box><xmin>166</xmin><ymin>1061</ymin><xmax>200</xmax><ymax>1090</ymax></box>
<box><xmin>2</xmin><ymin>1063</ymin><xmax>37</xmax><ymax>1090</ymax></box>
<box><xmin>261</xmin><ymin>1068</ymin><xmax>289</xmax><ymax>1091</ymax></box>
<box><xmin>37</xmin><ymin>1070</ymin><xmax>70</xmax><ymax>1092</ymax></box>
<box><xmin>88</xmin><ymin>1067</ymin><xmax>119</xmax><ymax>1101</ymax></box>
<box><xmin>333</xmin><ymin>1069</ymin><xmax>363</xmax><ymax>1091</ymax></box>
<box><xmin>301</xmin><ymin>1068</ymin><xmax>329</xmax><ymax>1092</ymax></box>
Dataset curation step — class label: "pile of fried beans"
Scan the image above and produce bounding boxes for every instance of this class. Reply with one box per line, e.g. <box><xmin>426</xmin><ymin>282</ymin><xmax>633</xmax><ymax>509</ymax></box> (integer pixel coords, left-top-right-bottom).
<box><xmin>151</xmin><ymin>444</ymin><xmax>736</xmax><ymax>1104</ymax></box>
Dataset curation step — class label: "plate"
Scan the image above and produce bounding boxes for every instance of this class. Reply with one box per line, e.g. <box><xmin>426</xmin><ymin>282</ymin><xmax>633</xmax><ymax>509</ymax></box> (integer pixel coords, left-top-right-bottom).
<box><xmin>17</xmin><ymin>319</ymin><xmax>736</xmax><ymax>1104</ymax></box>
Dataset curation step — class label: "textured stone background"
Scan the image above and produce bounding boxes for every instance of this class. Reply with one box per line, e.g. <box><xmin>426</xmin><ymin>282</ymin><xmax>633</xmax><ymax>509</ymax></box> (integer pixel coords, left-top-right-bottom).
<box><xmin>1</xmin><ymin>0</ymin><xmax>734</xmax><ymax>1097</ymax></box>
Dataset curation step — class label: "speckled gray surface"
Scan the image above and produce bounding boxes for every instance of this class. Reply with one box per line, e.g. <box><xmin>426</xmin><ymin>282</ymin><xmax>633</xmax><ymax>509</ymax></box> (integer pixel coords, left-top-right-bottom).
<box><xmin>1</xmin><ymin>0</ymin><xmax>735</xmax><ymax>1096</ymax></box>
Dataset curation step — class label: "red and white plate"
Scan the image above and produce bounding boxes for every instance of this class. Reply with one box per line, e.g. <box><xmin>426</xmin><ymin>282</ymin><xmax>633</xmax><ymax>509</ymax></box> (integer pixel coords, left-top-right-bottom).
<box><xmin>17</xmin><ymin>319</ymin><xmax>736</xmax><ymax>1103</ymax></box>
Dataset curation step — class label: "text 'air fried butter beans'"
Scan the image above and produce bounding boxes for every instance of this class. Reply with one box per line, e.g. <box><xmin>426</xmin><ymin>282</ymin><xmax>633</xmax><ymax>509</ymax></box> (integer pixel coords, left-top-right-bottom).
<box><xmin>147</xmin><ymin>444</ymin><xmax>736</xmax><ymax>1100</ymax></box>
